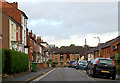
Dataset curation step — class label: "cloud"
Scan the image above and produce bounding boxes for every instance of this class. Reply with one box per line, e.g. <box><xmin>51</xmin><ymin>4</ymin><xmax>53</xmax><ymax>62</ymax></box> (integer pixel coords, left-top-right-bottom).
<box><xmin>5</xmin><ymin>0</ymin><xmax>118</xmax><ymax>47</ymax></box>
<box><xmin>43</xmin><ymin>32</ymin><xmax>118</xmax><ymax>47</ymax></box>
<box><xmin>29</xmin><ymin>19</ymin><xmax>63</xmax><ymax>27</ymax></box>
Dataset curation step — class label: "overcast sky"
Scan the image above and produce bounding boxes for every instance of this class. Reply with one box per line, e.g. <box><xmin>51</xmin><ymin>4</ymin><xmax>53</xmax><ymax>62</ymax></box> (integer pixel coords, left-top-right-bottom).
<box><xmin>6</xmin><ymin>0</ymin><xmax>119</xmax><ymax>47</ymax></box>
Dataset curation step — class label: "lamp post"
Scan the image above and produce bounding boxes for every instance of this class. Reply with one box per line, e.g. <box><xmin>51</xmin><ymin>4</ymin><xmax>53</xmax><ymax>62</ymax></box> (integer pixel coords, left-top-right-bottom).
<box><xmin>94</xmin><ymin>37</ymin><xmax>100</xmax><ymax>57</ymax></box>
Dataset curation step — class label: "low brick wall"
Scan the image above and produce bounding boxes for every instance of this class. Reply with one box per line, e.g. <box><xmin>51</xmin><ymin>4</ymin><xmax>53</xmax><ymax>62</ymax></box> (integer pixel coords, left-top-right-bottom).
<box><xmin>37</xmin><ymin>63</ymin><xmax>44</xmax><ymax>69</ymax></box>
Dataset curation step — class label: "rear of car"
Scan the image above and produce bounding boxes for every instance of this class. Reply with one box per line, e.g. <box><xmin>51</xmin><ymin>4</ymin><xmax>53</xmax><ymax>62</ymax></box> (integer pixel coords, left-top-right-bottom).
<box><xmin>69</xmin><ymin>61</ymin><xmax>75</xmax><ymax>67</ymax></box>
<box><xmin>90</xmin><ymin>58</ymin><xmax>116</xmax><ymax>80</ymax></box>
<box><xmin>71</xmin><ymin>62</ymin><xmax>77</xmax><ymax>68</ymax></box>
<box><xmin>76</xmin><ymin>60</ymin><xmax>88</xmax><ymax>70</ymax></box>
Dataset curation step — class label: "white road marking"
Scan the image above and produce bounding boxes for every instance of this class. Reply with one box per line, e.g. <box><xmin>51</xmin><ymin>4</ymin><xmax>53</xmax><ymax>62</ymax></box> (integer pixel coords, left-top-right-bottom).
<box><xmin>32</xmin><ymin>68</ymin><xmax>56</xmax><ymax>82</ymax></box>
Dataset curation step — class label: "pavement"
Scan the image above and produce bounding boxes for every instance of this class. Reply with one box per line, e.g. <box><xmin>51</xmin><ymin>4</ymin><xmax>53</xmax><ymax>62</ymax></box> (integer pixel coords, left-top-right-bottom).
<box><xmin>116</xmin><ymin>74</ymin><xmax>120</xmax><ymax>80</ymax></box>
<box><xmin>2</xmin><ymin>67</ymin><xmax>53</xmax><ymax>82</ymax></box>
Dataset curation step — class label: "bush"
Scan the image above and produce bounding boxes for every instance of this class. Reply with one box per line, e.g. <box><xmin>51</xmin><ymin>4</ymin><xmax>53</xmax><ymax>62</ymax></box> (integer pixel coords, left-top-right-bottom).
<box><xmin>3</xmin><ymin>49</ymin><xmax>29</xmax><ymax>74</ymax></box>
<box><xmin>114</xmin><ymin>51</ymin><xmax>120</xmax><ymax>75</ymax></box>
<box><xmin>0</xmin><ymin>49</ymin><xmax>5</xmax><ymax>73</ymax></box>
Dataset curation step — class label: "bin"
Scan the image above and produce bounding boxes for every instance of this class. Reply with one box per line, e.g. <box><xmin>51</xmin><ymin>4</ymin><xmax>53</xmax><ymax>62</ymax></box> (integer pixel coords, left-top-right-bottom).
<box><xmin>32</xmin><ymin>62</ymin><xmax>38</xmax><ymax>72</ymax></box>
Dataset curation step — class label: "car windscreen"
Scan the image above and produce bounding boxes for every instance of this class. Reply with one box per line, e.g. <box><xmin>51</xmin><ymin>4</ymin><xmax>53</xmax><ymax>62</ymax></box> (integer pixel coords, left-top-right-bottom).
<box><xmin>99</xmin><ymin>59</ymin><xmax>113</xmax><ymax>65</ymax></box>
<box><xmin>79</xmin><ymin>60</ymin><xmax>87</xmax><ymax>64</ymax></box>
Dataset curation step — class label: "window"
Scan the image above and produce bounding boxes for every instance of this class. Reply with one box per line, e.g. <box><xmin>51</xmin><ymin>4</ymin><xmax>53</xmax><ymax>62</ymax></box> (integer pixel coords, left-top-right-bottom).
<box><xmin>55</xmin><ymin>58</ymin><xmax>57</xmax><ymax>62</ymax></box>
<box><xmin>11</xmin><ymin>24</ymin><xmax>14</xmax><ymax>39</ymax></box>
<box><xmin>60</xmin><ymin>58</ymin><xmax>63</xmax><ymax>61</ymax></box>
<box><xmin>67</xmin><ymin>58</ymin><xmax>69</xmax><ymax>61</ymax></box>
<box><xmin>18</xmin><ymin>27</ymin><xmax>20</xmax><ymax>41</ymax></box>
<box><xmin>73</xmin><ymin>58</ymin><xmax>75</xmax><ymax>61</ymax></box>
<box><xmin>73</xmin><ymin>54</ymin><xmax>75</xmax><ymax>56</ymax></box>
<box><xmin>112</xmin><ymin>46</ymin><xmax>117</xmax><ymax>50</ymax></box>
<box><xmin>55</xmin><ymin>54</ymin><xmax>57</xmax><ymax>57</ymax></box>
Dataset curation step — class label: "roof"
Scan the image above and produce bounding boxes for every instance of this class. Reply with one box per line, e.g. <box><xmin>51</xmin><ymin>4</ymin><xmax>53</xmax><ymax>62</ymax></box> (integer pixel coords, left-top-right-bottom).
<box><xmin>20</xmin><ymin>10</ymin><xmax>28</xmax><ymax>19</ymax></box>
<box><xmin>102</xmin><ymin>36</ymin><xmax>120</xmax><ymax>49</ymax></box>
<box><xmin>40</xmin><ymin>42</ymin><xmax>49</xmax><ymax>45</ymax></box>
<box><xmin>86</xmin><ymin>47</ymin><xmax>96</xmax><ymax>54</ymax></box>
<box><xmin>117</xmin><ymin>42</ymin><xmax>120</xmax><ymax>45</ymax></box>
<box><xmin>0</xmin><ymin>10</ymin><xmax>22</xmax><ymax>28</ymax></box>
<box><xmin>54</xmin><ymin>46</ymin><xmax>89</xmax><ymax>55</ymax></box>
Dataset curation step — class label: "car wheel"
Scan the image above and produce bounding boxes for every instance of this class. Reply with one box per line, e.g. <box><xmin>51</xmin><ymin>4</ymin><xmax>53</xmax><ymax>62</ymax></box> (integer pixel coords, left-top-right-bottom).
<box><xmin>91</xmin><ymin>70</ymin><xmax>95</xmax><ymax>77</ymax></box>
<box><xmin>88</xmin><ymin>69</ymin><xmax>91</xmax><ymax>76</ymax></box>
<box><xmin>112</xmin><ymin>75</ymin><xmax>116</xmax><ymax>80</ymax></box>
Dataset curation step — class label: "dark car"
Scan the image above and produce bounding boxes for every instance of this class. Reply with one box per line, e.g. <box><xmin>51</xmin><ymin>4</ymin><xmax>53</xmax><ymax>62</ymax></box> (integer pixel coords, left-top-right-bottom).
<box><xmin>71</xmin><ymin>62</ymin><xmax>77</xmax><ymax>68</ymax></box>
<box><xmin>86</xmin><ymin>58</ymin><xmax>116</xmax><ymax>80</ymax></box>
<box><xmin>68</xmin><ymin>61</ymin><xmax>75</xmax><ymax>67</ymax></box>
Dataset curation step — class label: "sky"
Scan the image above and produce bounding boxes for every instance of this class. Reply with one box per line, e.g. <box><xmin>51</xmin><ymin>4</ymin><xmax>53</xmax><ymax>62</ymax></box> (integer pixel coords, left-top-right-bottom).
<box><xmin>6</xmin><ymin>0</ymin><xmax>119</xmax><ymax>47</ymax></box>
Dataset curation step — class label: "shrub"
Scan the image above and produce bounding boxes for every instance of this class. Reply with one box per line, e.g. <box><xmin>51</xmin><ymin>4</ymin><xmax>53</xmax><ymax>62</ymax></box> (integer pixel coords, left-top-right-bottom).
<box><xmin>114</xmin><ymin>51</ymin><xmax>120</xmax><ymax>75</ymax></box>
<box><xmin>0</xmin><ymin>49</ymin><xmax>5</xmax><ymax>73</ymax></box>
<box><xmin>3</xmin><ymin>49</ymin><xmax>29</xmax><ymax>74</ymax></box>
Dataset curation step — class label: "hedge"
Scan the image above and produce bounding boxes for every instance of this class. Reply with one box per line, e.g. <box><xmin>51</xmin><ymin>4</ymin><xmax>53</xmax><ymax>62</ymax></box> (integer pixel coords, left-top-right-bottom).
<box><xmin>2</xmin><ymin>49</ymin><xmax>29</xmax><ymax>74</ymax></box>
<box><xmin>0</xmin><ymin>49</ymin><xmax>5</xmax><ymax>73</ymax></box>
<box><xmin>114</xmin><ymin>51</ymin><xmax>120</xmax><ymax>75</ymax></box>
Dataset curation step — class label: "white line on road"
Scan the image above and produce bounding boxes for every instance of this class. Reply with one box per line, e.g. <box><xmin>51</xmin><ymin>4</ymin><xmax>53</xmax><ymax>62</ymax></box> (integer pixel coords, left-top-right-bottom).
<box><xmin>32</xmin><ymin>68</ymin><xmax>56</xmax><ymax>82</ymax></box>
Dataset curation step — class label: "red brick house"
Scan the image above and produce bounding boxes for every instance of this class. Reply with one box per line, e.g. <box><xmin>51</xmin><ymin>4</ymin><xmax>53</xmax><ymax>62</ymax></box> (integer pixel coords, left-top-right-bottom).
<box><xmin>0</xmin><ymin>11</ymin><xmax>23</xmax><ymax>52</ymax></box>
<box><xmin>52</xmin><ymin>46</ymin><xmax>86</xmax><ymax>67</ymax></box>
<box><xmin>101</xmin><ymin>36</ymin><xmax>120</xmax><ymax>59</ymax></box>
<box><xmin>1</xmin><ymin>1</ymin><xmax>28</xmax><ymax>53</ymax></box>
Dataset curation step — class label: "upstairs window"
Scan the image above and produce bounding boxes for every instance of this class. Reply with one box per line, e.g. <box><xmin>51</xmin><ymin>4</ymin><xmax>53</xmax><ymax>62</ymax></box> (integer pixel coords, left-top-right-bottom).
<box><xmin>55</xmin><ymin>54</ymin><xmax>57</xmax><ymax>57</ymax></box>
<box><xmin>112</xmin><ymin>46</ymin><xmax>117</xmax><ymax>50</ymax></box>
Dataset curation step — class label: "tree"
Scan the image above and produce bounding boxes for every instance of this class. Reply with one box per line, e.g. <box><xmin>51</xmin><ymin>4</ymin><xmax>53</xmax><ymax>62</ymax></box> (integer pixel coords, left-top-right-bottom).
<box><xmin>70</xmin><ymin>44</ymin><xmax>76</xmax><ymax>47</ymax></box>
<box><xmin>84</xmin><ymin>44</ymin><xmax>89</xmax><ymax>47</ymax></box>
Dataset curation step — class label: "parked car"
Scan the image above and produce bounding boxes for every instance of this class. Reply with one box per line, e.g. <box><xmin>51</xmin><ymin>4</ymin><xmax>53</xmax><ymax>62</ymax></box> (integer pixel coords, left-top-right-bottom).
<box><xmin>71</xmin><ymin>62</ymin><xmax>77</xmax><ymax>68</ymax></box>
<box><xmin>68</xmin><ymin>61</ymin><xmax>75</xmax><ymax>67</ymax></box>
<box><xmin>76</xmin><ymin>60</ymin><xmax>88</xmax><ymax>70</ymax></box>
<box><xmin>86</xmin><ymin>58</ymin><xmax>116</xmax><ymax>80</ymax></box>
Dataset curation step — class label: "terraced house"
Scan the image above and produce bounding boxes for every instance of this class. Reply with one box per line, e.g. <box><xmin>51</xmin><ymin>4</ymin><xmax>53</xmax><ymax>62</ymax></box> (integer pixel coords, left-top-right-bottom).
<box><xmin>1</xmin><ymin>1</ymin><xmax>28</xmax><ymax>53</ymax></box>
<box><xmin>51</xmin><ymin>46</ymin><xmax>89</xmax><ymax>67</ymax></box>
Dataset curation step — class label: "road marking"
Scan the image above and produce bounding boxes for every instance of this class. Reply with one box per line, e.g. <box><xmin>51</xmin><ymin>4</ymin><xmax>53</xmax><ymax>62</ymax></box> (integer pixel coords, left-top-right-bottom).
<box><xmin>32</xmin><ymin>68</ymin><xmax>56</xmax><ymax>82</ymax></box>
<box><xmin>74</xmin><ymin>69</ymin><xmax>96</xmax><ymax>82</ymax></box>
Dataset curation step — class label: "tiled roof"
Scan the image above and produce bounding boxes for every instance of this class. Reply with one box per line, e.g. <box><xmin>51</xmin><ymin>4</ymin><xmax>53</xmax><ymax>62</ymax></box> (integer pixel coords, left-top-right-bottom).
<box><xmin>54</xmin><ymin>46</ymin><xmax>89</xmax><ymax>55</ymax></box>
<box><xmin>117</xmin><ymin>42</ymin><xmax>120</xmax><ymax>45</ymax></box>
<box><xmin>102</xmin><ymin>36</ymin><xmax>120</xmax><ymax>49</ymax></box>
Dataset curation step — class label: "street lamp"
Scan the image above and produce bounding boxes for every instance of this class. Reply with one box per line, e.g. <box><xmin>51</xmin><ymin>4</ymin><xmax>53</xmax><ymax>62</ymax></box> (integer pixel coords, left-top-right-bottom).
<box><xmin>94</xmin><ymin>37</ymin><xmax>100</xmax><ymax>57</ymax></box>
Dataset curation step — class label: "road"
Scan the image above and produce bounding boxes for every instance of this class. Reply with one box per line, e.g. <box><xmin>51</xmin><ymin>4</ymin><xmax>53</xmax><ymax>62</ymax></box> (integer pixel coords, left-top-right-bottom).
<box><xmin>32</xmin><ymin>67</ymin><xmax>119</xmax><ymax>83</ymax></box>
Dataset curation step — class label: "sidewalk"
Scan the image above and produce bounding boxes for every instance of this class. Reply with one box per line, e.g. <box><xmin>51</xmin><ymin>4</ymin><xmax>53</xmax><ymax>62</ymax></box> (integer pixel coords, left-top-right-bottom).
<box><xmin>2</xmin><ymin>67</ymin><xmax>53</xmax><ymax>82</ymax></box>
<box><xmin>116</xmin><ymin>74</ymin><xmax>120</xmax><ymax>80</ymax></box>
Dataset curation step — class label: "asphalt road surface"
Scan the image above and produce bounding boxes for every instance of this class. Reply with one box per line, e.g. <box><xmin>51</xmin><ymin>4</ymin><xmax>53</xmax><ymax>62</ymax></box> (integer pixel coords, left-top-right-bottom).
<box><xmin>33</xmin><ymin>67</ymin><xmax>119</xmax><ymax>83</ymax></box>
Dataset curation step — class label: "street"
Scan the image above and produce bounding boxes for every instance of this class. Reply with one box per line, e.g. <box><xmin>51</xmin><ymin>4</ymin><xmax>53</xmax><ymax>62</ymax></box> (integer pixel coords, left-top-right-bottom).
<box><xmin>32</xmin><ymin>68</ymin><xmax>119</xmax><ymax>83</ymax></box>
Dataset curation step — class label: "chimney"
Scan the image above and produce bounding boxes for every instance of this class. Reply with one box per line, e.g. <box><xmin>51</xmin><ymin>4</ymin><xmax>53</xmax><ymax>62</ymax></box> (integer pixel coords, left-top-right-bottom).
<box><xmin>33</xmin><ymin>34</ymin><xmax>36</xmax><ymax>40</ymax></box>
<box><xmin>29</xmin><ymin>30</ymin><xmax>32</xmax><ymax>37</ymax></box>
<box><xmin>37</xmin><ymin>36</ymin><xmax>41</xmax><ymax>43</ymax></box>
<box><xmin>9</xmin><ymin>2</ymin><xmax>18</xmax><ymax>8</ymax></box>
<box><xmin>98</xmin><ymin>43</ymin><xmax>103</xmax><ymax>46</ymax></box>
